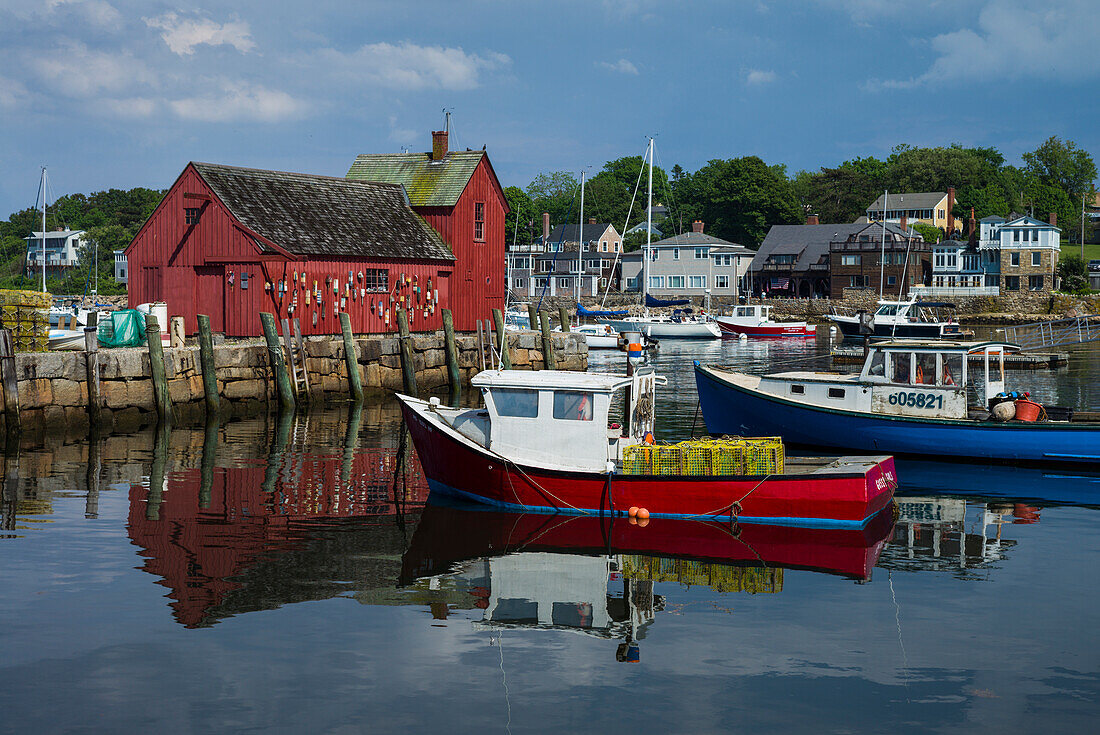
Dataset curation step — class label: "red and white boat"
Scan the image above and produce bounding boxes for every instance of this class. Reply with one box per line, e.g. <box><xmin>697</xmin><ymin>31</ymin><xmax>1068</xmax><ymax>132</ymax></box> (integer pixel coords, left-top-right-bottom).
<box><xmin>716</xmin><ymin>304</ymin><xmax>816</xmax><ymax>338</ymax></box>
<box><xmin>397</xmin><ymin>368</ymin><xmax>896</xmax><ymax>529</ymax></box>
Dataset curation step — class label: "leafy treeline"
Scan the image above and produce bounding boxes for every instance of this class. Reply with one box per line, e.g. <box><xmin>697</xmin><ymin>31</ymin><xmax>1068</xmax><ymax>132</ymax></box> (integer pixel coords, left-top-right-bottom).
<box><xmin>507</xmin><ymin>136</ymin><xmax>1096</xmax><ymax>250</ymax></box>
<box><xmin>0</xmin><ymin>188</ymin><xmax>163</xmax><ymax>294</ymax></box>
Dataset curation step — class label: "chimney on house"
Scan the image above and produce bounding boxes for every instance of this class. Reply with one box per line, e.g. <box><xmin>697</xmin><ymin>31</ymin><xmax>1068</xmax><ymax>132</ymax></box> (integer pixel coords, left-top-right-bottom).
<box><xmin>542</xmin><ymin>212</ymin><xmax>550</xmax><ymax>243</ymax></box>
<box><xmin>806</xmin><ymin>214</ymin><xmax>819</xmax><ymax>226</ymax></box>
<box><xmin>431</xmin><ymin>130</ymin><xmax>449</xmax><ymax>160</ymax></box>
<box><xmin>899</xmin><ymin>214</ymin><xmax>908</xmax><ymax>233</ymax></box>
<box><xmin>588</xmin><ymin>217</ymin><xmax>597</xmax><ymax>225</ymax></box>
<box><xmin>692</xmin><ymin>220</ymin><xmax>705</xmax><ymax>233</ymax></box>
<box><xmin>968</xmin><ymin>207</ymin><xmax>976</xmax><ymax>235</ymax></box>
<box><xmin>946</xmin><ymin>187</ymin><xmax>956</xmax><ymax>236</ymax></box>
<box><xmin>1049</xmin><ymin>212</ymin><xmax>1057</xmax><ymax>227</ymax></box>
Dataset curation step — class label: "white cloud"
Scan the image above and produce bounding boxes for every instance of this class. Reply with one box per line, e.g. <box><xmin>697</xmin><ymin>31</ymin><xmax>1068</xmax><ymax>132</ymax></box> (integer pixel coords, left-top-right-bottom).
<box><xmin>315</xmin><ymin>42</ymin><xmax>511</xmax><ymax>91</ymax></box>
<box><xmin>388</xmin><ymin>116</ymin><xmax>418</xmax><ymax>145</ymax></box>
<box><xmin>598</xmin><ymin>58</ymin><xmax>639</xmax><ymax>75</ymax></box>
<box><xmin>745</xmin><ymin>69</ymin><xmax>777</xmax><ymax>85</ymax></box>
<box><xmin>0</xmin><ymin>75</ymin><xmax>29</xmax><ymax>108</ymax></box>
<box><xmin>31</xmin><ymin>41</ymin><xmax>152</xmax><ymax>97</ymax></box>
<box><xmin>144</xmin><ymin>12</ymin><xmax>256</xmax><ymax>56</ymax></box>
<box><xmin>101</xmin><ymin>97</ymin><xmax>158</xmax><ymax>118</ymax></box>
<box><xmin>0</xmin><ymin>0</ymin><xmax>122</xmax><ymax>27</ymax></box>
<box><xmin>868</xmin><ymin>0</ymin><xmax>1100</xmax><ymax>88</ymax></box>
<box><xmin>169</xmin><ymin>82</ymin><xmax>304</xmax><ymax>123</ymax></box>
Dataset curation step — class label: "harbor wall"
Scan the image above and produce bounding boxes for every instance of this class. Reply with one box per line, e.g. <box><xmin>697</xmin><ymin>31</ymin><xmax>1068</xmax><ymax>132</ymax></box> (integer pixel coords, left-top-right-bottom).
<box><xmin>2</xmin><ymin>330</ymin><xmax>587</xmax><ymax>436</ymax></box>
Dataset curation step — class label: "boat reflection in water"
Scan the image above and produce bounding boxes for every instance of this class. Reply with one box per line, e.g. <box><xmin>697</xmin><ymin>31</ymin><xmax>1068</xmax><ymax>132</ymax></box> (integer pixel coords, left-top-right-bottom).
<box><xmin>398</xmin><ymin>498</ymin><xmax>897</xmax><ymax>661</ymax></box>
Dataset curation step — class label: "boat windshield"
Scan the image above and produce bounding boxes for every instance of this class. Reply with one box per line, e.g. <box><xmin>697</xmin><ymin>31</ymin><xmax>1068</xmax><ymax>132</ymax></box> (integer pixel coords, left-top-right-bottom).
<box><xmin>889</xmin><ymin>351</ymin><xmax>911</xmax><ymax>384</ymax></box>
<box><xmin>876</xmin><ymin>305</ymin><xmax>900</xmax><ymax>316</ymax></box>
<box><xmin>914</xmin><ymin>353</ymin><xmax>937</xmax><ymax>385</ymax></box>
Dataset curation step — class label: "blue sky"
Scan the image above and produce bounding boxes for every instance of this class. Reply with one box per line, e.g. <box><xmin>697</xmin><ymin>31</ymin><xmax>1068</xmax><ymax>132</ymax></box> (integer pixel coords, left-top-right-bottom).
<box><xmin>1</xmin><ymin>0</ymin><xmax>1097</xmax><ymax>218</ymax></box>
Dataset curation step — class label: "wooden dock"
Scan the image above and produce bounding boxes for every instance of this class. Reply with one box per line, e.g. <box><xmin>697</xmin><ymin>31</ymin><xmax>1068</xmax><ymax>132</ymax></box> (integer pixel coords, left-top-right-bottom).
<box><xmin>830</xmin><ymin>347</ymin><xmax>1068</xmax><ymax>369</ymax></box>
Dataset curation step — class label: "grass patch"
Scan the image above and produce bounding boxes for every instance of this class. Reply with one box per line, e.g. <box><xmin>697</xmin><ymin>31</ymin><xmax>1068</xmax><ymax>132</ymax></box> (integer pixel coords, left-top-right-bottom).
<box><xmin>1061</xmin><ymin>241</ymin><xmax>1100</xmax><ymax>263</ymax></box>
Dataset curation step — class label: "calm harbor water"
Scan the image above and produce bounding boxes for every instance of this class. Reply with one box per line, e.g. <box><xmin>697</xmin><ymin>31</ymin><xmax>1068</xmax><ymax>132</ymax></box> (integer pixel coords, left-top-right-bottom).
<box><xmin>2</xmin><ymin>336</ymin><xmax>1099</xmax><ymax>733</ymax></box>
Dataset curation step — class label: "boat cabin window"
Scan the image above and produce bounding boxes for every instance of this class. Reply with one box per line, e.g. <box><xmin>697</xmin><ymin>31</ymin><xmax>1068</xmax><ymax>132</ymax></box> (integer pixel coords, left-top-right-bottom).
<box><xmin>493</xmin><ymin>389</ymin><xmax>538</xmax><ymax>418</ymax></box>
<box><xmin>915</xmin><ymin>353</ymin><xmax>937</xmax><ymax>385</ymax></box>
<box><xmin>553</xmin><ymin>390</ymin><xmax>594</xmax><ymax>421</ymax></box>
<box><xmin>828</xmin><ymin>387</ymin><xmax>846</xmax><ymax>399</ymax></box>
<box><xmin>876</xmin><ymin>305</ymin><xmax>899</xmax><ymax>316</ymax></box>
<box><xmin>941</xmin><ymin>353</ymin><xmax>963</xmax><ymax>386</ymax></box>
<box><xmin>889</xmin><ymin>351</ymin><xmax>912</xmax><ymax>384</ymax></box>
<box><xmin>736</xmin><ymin>307</ymin><xmax>752</xmax><ymax>317</ymax></box>
<box><xmin>790</xmin><ymin>384</ymin><xmax>805</xmax><ymax>395</ymax></box>
<box><xmin>867</xmin><ymin>351</ymin><xmax>886</xmax><ymax>377</ymax></box>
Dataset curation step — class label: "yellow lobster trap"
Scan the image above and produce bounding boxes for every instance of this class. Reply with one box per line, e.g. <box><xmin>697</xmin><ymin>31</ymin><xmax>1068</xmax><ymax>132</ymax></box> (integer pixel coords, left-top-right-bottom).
<box><xmin>0</xmin><ymin>290</ymin><xmax>51</xmax><ymax>353</ymax></box>
<box><xmin>622</xmin><ymin>436</ymin><xmax>783</xmax><ymax>476</ymax></box>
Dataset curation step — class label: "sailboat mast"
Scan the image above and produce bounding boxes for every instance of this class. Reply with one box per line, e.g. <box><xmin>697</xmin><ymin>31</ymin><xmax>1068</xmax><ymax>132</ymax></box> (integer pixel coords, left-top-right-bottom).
<box><xmin>40</xmin><ymin>167</ymin><xmax>47</xmax><ymax>293</ymax></box>
<box><xmin>577</xmin><ymin>171</ymin><xmax>585</xmax><ymax>308</ymax></box>
<box><xmin>644</xmin><ymin>137</ymin><xmax>653</xmax><ymax>308</ymax></box>
<box><xmin>878</xmin><ymin>190</ymin><xmax>888</xmax><ymax>299</ymax></box>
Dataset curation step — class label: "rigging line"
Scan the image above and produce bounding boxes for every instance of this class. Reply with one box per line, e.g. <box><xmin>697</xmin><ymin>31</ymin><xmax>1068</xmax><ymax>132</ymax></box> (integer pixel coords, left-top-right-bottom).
<box><xmin>534</xmin><ymin>183</ymin><xmax>581</xmax><ymax>313</ymax></box>
<box><xmin>598</xmin><ymin>142</ymin><xmax>649</xmax><ymax>309</ymax></box>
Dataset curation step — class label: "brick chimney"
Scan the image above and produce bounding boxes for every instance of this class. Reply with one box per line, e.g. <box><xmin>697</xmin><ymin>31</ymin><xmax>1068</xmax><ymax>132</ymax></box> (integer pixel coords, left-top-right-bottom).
<box><xmin>542</xmin><ymin>212</ymin><xmax>550</xmax><ymax>243</ymax></box>
<box><xmin>431</xmin><ymin>130</ymin><xmax>448</xmax><ymax>160</ymax></box>
<box><xmin>899</xmin><ymin>214</ymin><xmax>908</xmax><ymax>233</ymax></box>
<box><xmin>806</xmin><ymin>214</ymin><xmax>819</xmax><ymax>226</ymax></box>
<box><xmin>1049</xmin><ymin>212</ymin><xmax>1057</xmax><ymax>227</ymax></box>
<box><xmin>946</xmin><ymin>187</ymin><xmax>955</xmax><ymax>236</ymax></box>
<box><xmin>968</xmin><ymin>207</ymin><xmax>976</xmax><ymax>235</ymax></box>
<box><xmin>692</xmin><ymin>220</ymin><xmax>704</xmax><ymax>233</ymax></box>
<box><xmin>588</xmin><ymin>217</ymin><xmax>597</xmax><ymax>225</ymax></box>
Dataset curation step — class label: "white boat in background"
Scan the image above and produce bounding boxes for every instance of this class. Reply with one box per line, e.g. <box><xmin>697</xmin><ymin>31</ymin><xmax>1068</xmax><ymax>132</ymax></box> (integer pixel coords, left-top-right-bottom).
<box><xmin>49</xmin><ymin>328</ymin><xmax>85</xmax><ymax>350</ymax></box>
<box><xmin>571</xmin><ymin>323</ymin><xmax>620</xmax><ymax>349</ymax></box>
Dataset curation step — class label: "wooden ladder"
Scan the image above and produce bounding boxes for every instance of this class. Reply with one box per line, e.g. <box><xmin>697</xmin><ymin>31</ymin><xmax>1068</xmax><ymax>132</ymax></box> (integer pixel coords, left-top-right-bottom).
<box><xmin>281</xmin><ymin>318</ymin><xmax>309</xmax><ymax>399</ymax></box>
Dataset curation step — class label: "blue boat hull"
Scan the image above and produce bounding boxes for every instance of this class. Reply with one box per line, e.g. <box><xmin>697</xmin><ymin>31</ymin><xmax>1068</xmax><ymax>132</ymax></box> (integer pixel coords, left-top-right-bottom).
<box><xmin>694</xmin><ymin>364</ymin><xmax>1100</xmax><ymax>465</ymax></box>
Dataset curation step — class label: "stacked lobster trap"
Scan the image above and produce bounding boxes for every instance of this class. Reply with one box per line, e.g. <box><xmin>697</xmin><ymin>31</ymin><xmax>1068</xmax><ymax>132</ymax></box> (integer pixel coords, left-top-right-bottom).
<box><xmin>0</xmin><ymin>290</ymin><xmax>51</xmax><ymax>352</ymax></box>
<box><xmin>622</xmin><ymin>436</ymin><xmax>784</xmax><ymax>477</ymax></box>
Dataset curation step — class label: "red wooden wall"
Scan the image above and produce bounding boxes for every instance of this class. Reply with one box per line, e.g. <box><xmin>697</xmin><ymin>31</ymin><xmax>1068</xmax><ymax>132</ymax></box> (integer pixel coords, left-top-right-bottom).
<box><xmin>127</xmin><ymin>164</ymin><xmax>455</xmax><ymax>337</ymax></box>
<box><xmin>416</xmin><ymin>156</ymin><xmax>507</xmax><ymax>331</ymax></box>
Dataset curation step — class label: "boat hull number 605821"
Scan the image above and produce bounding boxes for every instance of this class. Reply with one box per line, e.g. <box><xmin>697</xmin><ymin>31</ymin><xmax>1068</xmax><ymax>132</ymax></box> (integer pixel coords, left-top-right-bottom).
<box><xmin>887</xmin><ymin>391</ymin><xmax>944</xmax><ymax>410</ymax></box>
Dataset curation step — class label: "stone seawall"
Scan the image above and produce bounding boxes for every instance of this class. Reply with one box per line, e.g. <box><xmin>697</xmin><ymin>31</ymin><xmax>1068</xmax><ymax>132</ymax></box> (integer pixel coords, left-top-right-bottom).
<box><xmin>3</xmin><ymin>330</ymin><xmax>586</xmax><ymax>435</ymax></box>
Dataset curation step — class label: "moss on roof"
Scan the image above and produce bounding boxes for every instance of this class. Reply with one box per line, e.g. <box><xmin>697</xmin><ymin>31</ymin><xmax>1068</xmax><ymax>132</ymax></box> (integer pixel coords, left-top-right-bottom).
<box><xmin>346</xmin><ymin>151</ymin><xmax>484</xmax><ymax>208</ymax></box>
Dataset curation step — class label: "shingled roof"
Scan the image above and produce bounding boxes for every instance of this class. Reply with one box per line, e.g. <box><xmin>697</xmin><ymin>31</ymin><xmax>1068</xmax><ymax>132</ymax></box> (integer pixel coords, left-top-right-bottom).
<box><xmin>751</xmin><ymin>223</ymin><xmax>865</xmax><ymax>272</ymax></box>
<box><xmin>192</xmin><ymin>162</ymin><xmax>453</xmax><ymax>261</ymax></box>
<box><xmin>345</xmin><ymin>150</ymin><xmax>485</xmax><ymax>208</ymax></box>
<box><xmin>866</xmin><ymin>192</ymin><xmax>948</xmax><ymax>211</ymax></box>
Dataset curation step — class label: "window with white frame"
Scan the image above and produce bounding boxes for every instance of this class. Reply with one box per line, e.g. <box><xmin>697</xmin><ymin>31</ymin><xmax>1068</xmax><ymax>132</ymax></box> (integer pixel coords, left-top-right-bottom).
<box><xmin>648</xmin><ymin>275</ymin><xmax>665</xmax><ymax>289</ymax></box>
<box><xmin>558</xmin><ymin>277</ymin><xmax>571</xmax><ymax>289</ymax></box>
<box><xmin>689</xmin><ymin>275</ymin><xmax>706</xmax><ymax>289</ymax></box>
<box><xmin>715</xmin><ymin>275</ymin><xmax>730</xmax><ymax>289</ymax></box>
<box><xmin>842</xmin><ymin>254</ymin><xmax>861</xmax><ymax>266</ymax></box>
<box><xmin>668</xmin><ymin>275</ymin><xmax>685</xmax><ymax>289</ymax></box>
<box><xmin>513</xmin><ymin>278</ymin><xmax>525</xmax><ymax>288</ymax></box>
<box><xmin>648</xmin><ymin>250</ymin><xmax>659</xmax><ymax>261</ymax></box>
<box><xmin>672</xmin><ymin>248</ymin><xmax>680</xmax><ymax>260</ymax></box>
<box><xmin>1031</xmin><ymin>251</ymin><xmax>1041</xmax><ymax>266</ymax></box>
<box><xmin>695</xmin><ymin>247</ymin><xmax>708</xmax><ymax>259</ymax></box>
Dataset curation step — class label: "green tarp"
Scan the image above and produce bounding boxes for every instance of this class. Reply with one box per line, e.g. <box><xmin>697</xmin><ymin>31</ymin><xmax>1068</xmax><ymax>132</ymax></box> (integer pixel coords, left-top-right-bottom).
<box><xmin>97</xmin><ymin>309</ymin><xmax>147</xmax><ymax>348</ymax></box>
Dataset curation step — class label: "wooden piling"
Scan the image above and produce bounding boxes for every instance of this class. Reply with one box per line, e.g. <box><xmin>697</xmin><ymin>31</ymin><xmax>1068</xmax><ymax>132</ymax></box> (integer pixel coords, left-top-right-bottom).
<box><xmin>169</xmin><ymin>316</ymin><xmax>185</xmax><ymax>348</ymax></box>
<box><xmin>0</xmin><ymin>329</ymin><xmax>19</xmax><ymax>435</ymax></box>
<box><xmin>146</xmin><ymin>421</ymin><xmax>169</xmax><ymax>521</ymax></box>
<box><xmin>558</xmin><ymin>306</ymin><xmax>571</xmax><ymax>333</ymax></box>
<box><xmin>260</xmin><ymin>312</ymin><xmax>295</xmax><ymax>411</ymax></box>
<box><xmin>341</xmin><ymin>400</ymin><xmax>363</xmax><ymax>486</ymax></box>
<box><xmin>396</xmin><ymin>307</ymin><xmax>418</xmax><ymax>397</ymax></box>
<box><xmin>200</xmin><ymin>416</ymin><xmax>217</xmax><ymax>509</ymax></box>
<box><xmin>144</xmin><ymin>314</ymin><xmax>173</xmax><ymax>425</ymax></box>
<box><xmin>527</xmin><ymin>304</ymin><xmax>540</xmax><ymax>334</ymax></box>
<box><xmin>339</xmin><ymin>312</ymin><xmax>363</xmax><ymax>401</ymax></box>
<box><xmin>84</xmin><ymin>328</ymin><xmax>102</xmax><ymax>427</ymax></box>
<box><xmin>442</xmin><ymin>309</ymin><xmax>462</xmax><ymax>391</ymax></box>
<box><xmin>539</xmin><ymin>310</ymin><xmax>556</xmax><ymax>369</ymax></box>
<box><xmin>491</xmin><ymin>308</ymin><xmax>512</xmax><ymax>370</ymax></box>
<box><xmin>196</xmin><ymin>314</ymin><xmax>220</xmax><ymax>415</ymax></box>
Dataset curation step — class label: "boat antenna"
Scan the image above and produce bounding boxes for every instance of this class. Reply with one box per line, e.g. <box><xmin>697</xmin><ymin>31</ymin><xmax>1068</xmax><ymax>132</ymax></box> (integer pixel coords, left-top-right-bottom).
<box><xmin>878</xmin><ymin>190</ymin><xmax>888</xmax><ymax>299</ymax></box>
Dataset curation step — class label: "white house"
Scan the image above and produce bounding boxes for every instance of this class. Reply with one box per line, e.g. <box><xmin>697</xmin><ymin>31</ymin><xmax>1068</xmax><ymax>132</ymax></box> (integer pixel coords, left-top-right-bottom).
<box><xmin>620</xmin><ymin>221</ymin><xmax>754</xmax><ymax>299</ymax></box>
<box><xmin>24</xmin><ymin>229</ymin><xmax>85</xmax><ymax>279</ymax></box>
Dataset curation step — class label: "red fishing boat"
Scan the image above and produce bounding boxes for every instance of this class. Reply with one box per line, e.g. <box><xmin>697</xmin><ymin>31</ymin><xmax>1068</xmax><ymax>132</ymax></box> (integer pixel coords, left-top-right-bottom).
<box><xmin>397</xmin><ymin>368</ymin><xmax>897</xmax><ymax>529</ymax></box>
<box><xmin>715</xmin><ymin>304</ymin><xmax>816</xmax><ymax>338</ymax></box>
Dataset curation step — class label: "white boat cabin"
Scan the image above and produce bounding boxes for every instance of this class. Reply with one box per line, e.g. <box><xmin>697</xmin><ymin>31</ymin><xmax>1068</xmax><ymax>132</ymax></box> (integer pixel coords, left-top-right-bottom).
<box><xmin>726</xmin><ymin>304</ymin><xmax>773</xmax><ymax>324</ymax></box>
<box><xmin>754</xmin><ymin>341</ymin><xmax>1016</xmax><ymax>420</ymax></box>
<box><xmin>436</xmin><ymin>368</ymin><xmax>666</xmax><ymax>472</ymax></box>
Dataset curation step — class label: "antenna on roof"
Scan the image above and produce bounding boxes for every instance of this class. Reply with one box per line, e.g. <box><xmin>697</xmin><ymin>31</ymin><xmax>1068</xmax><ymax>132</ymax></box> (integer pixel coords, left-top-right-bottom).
<box><xmin>442</xmin><ymin>108</ymin><xmax>451</xmax><ymax>134</ymax></box>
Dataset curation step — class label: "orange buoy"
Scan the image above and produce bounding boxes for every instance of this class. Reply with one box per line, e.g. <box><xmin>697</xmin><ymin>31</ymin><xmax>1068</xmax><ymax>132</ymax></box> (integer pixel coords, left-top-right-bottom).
<box><xmin>637</xmin><ymin>517</ymin><xmax>649</xmax><ymax>528</ymax></box>
<box><xmin>636</xmin><ymin>508</ymin><xmax>650</xmax><ymax>520</ymax></box>
<box><xmin>628</xmin><ymin>506</ymin><xmax>639</xmax><ymax>518</ymax></box>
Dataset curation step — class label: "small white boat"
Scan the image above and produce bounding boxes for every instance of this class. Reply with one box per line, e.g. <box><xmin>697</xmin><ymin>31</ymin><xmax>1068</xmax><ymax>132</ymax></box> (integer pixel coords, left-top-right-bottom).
<box><xmin>572</xmin><ymin>323</ymin><xmax>620</xmax><ymax>349</ymax></box>
<box><xmin>49</xmin><ymin>328</ymin><xmax>86</xmax><ymax>350</ymax></box>
<box><xmin>599</xmin><ymin>313</ymin><xmax>721</xmax><ymax>339</ymax></box>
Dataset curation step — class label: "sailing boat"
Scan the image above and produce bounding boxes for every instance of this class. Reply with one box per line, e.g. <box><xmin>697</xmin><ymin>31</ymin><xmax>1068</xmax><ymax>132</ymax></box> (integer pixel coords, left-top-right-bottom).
<box><xmin>597</xmin><ymin>138</ymin><xmax>720</xmax><ymax>339</ymax></box>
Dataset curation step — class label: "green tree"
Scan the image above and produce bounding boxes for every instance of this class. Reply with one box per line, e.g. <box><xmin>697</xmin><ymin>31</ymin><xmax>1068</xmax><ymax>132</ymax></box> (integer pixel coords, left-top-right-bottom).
<box><xmin>503</xmin><ymin>186</ymin><xmax>537</xmax><ymax>248</ymax></box>
<box><xmin>673</xmin><ymin>156</ymin><xmax>801</xmax><ymax>248</ymax></box>
<box><xmin>1022</xmin><ymin>136</ymin><xmax>1097</xmax><ymax>200</ymax></box>
<box><xmin>1055</xmin><ymin>253</ymin><xmax>1089</xmax><ymax>293</ymax></box>
<box><xmin>799</xmin><ymin>156</ymin><xmax>887</xmax><ymax>223</ymax></box>
<box><xmin>525</xmin><ymin>171</ymin><xmax>579</xmax><ymax>227</ymax></box>
<box><xmin>911</xmin><ymin>222</ymin><xmax>943</xmax><ymax>244</ymax></box>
